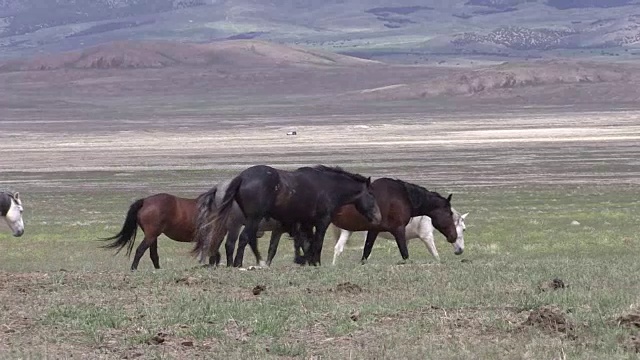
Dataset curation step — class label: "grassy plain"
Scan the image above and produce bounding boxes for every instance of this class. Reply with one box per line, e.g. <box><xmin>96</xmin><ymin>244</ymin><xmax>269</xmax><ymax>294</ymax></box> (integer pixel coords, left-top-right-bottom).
<box><xmin>2</xmin><ymin>103</ymin><xmax>640</xmax><ymax>358</ymax></box>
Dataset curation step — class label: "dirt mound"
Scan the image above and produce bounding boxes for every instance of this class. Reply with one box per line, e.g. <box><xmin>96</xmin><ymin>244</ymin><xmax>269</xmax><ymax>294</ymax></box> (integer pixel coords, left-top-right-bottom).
<box><xmin>334</xmin><ymin>282</ymin><xmax>363</xmax><ymax>294</ymax></box>
<box><xmin>175</xmin><ymin>276</ymin><xmax>200</xmax><ymax>286</ymax></box>
<box><xmin>0</xmin><ymin>40</ymin><xmax>379</xmax><ymax>72</ymax></box>
<box><xmin>537</xmin><ymin>278</ymin><xmax>567</xmax><ymax>292</ymax></box>
<box><xmin>252</xmin><ymin>284</ymin><xmax>266</xmax><ymax>295</ymax></box>
<box><xmin>617</xmin><ymin>313</ymin><xmax>640</xmax><ymax>328</ymax></box>
<box><xmin>523</xmin><ymin>305</ymin><xmax>575</xmax><ymax>335</ymax></box>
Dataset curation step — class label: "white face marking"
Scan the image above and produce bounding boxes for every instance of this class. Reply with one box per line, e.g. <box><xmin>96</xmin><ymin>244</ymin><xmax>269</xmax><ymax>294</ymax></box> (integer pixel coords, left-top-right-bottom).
<box><xmin>4</xmin><ymin>196</ymin><xmax>24</xmax><ymax>237</ymax></box>
<box><xmin>452</xmin><ymin>209</ymin><xmax>466</xmax><ymax>254</ymax></box>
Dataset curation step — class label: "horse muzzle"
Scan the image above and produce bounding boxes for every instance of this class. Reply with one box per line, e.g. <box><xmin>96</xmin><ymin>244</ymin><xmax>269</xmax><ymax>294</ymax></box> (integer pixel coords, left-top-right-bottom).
<box><xmin>13</xmin><ymin>229</ymin><xmax>24</xmax><ymax>237</ymax></box>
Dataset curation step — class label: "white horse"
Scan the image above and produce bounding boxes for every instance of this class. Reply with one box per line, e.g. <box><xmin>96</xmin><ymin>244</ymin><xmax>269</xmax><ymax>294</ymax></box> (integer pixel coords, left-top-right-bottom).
<box><xmin>331</xmin><ymin>209</ymin><xmax>468</xmax><ymax>265</ymax></box>
<box><xmin>1</xmin><ymin>191</ymin><xmax>24</xmax><ymax>237</ymax></box>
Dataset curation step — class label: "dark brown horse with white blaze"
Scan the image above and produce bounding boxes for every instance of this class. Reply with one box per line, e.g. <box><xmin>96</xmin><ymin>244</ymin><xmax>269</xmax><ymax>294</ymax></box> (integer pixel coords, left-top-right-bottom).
<box><xmin>330</xmin><ymin>177</ymin><xmax>461</xmax><ymax>264</ymax></box>
<box><xmin>193</xmin><ymin>165</ymin><xmax>382</xmax><ymax>267</ymax></box>
<box><xmin>101</xmin><ymin>193</ymin><xmax>266</xmax><ymax>271</ymax></box>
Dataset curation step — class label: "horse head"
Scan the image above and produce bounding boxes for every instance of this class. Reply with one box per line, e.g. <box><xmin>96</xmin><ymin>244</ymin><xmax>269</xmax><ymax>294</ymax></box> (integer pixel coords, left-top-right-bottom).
<box><xmin>450</xmin><ymin>209</ymin><xmax>468</xmax><ymax>255</ymax></box>
<box><xmin>353</xmin><ymin>177</ymin><xmax>382</xmax><ymax>225</ymax></box>
<box><xmin>311</xmin><ymin>166</ymin><xmax>382</xmax><ymax>225</ymax></box>
<box><xmin>1</xmin><ymin>192</ymin><xmax>24</xmax><ymax>237</ymax></box>
<box><xmin>425</xmin><ymin>193</ymin><xmax>460</xmax><ymax>253</ymax></box>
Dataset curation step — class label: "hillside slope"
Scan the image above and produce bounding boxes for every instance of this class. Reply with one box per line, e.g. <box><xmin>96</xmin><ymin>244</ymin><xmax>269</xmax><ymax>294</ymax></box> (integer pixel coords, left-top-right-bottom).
<box><xmin>2</xmin><ymin>0</ymin><xmax>640</xmax><ymax>61</ymax></box>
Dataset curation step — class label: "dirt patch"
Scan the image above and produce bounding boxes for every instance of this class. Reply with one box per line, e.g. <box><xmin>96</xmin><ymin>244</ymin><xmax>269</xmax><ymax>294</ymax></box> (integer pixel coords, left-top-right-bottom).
<box><xmin>537</xmin><ymin>278</ymin><xmax>567</xmax><ymax>292</ymax></box>
<box><xmin>147</xmin><ymin>332</ymin><xmax>167</xmax><ymax>345</ymax></box>
<box><xmin>619</xmin><ymin>334</ymin><xmax>640</xmax><ymax>353</ymax></box>
<box><xmin>224</xmin><ymin>319</ymin><xmax>253</xmax><ymax>343</ymax></box>
<box><xmin>175</xmin><ymin>276</ymin><xmax>200</xmax><ymax>286</ymax></box>
<box><xmin>333</xmin><ymin>282</ymin><xmax>363</xmax><ymax>294</ymax></box>
<box><xmin>522</xmin><ymin>305</ymin><xmax>575</xmax><ymax>336</ymax></box>
<box><xmin>616</xmin><ymin>313</ymin><xmax>640</xmax><ymax>329</ymax></box>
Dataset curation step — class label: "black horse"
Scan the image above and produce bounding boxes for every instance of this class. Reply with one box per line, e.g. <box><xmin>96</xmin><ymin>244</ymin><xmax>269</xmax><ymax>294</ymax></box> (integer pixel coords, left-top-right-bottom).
<box><xmin>193</xmin><ymin>165</ymin><xmax>382</xmax><ymax>267</ymax></box>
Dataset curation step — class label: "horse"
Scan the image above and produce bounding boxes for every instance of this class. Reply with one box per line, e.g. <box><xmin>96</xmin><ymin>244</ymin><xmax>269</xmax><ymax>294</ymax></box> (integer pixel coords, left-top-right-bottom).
<box><xmin>101</xmin><ymin>190</ymin><xmax>264</xmax><ymax>271</ymax></box>
<box><xmin>331</xmin><ymin>177</ymin><xmax>461</xmax><ymax>264</ymax></box>
<box><xmin>331</xmin><ymin>209</ymin><xmax>469</xmax><ymax>265</ymax></box>
<box><xmin>196</xmin><ymin>179</ymin><xmax>308</xmax><ymax>267</ymax></box>
<box><xmin>193</xmin><ymin>165</ymin><xmax>382</xmax><ymax>267</ymax></box>
<box><xmin>1</xmin><ymin>191</ymin><xmax>24</xmax><ymax>237</ymax></box>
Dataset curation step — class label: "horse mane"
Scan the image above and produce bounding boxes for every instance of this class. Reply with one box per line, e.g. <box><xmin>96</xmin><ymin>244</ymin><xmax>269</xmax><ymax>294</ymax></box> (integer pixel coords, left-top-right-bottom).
<box><xmin>389</xmin><ymin>178</ymin><xmax>445</xmax><ymax>211</ymax></box>
<box><xmin>312</xmin><ymin>165</ymin><xmax>369</xmax><ymax>183</ymax></box>
<box><xmin>0</xmin><ymin>192</ymin><xmax>12</xmax><ymax>216</ymax></box>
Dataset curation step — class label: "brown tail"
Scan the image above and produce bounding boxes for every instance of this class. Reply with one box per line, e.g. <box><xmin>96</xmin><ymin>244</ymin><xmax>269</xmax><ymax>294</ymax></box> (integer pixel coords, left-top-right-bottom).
<box><xmin>192</xmin><ymin>176</ymin><xmax>243</xmax><ymax>263</ymax></box>
<box><xmin>100</xmin><ymin>198</ymin><xmax>143</xmax><ymax>256</ymax></box>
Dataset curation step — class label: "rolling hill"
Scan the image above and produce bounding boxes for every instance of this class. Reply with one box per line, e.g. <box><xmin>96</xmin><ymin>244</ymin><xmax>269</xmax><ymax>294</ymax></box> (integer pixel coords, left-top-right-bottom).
<box><xmin>0</xmin><ymin>39</ymin><xmax>379</xmax><ymax>71</ymax></box>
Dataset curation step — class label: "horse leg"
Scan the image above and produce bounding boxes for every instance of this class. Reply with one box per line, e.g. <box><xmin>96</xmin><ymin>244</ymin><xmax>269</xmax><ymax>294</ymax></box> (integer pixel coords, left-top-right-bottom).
<box><xmin>234</xmin><ymin>222</ymin><xmax>258</xmax><ymax>268</ymax></box>
<box><xmin>248</xmin><ymin>229</ymin><xmax>264</xmax><ymax>266</ymax></box>
<box><xmin>295</xmin><ymin>224</ymin><xmax>314</xmax><ymax>265</ymax></box>
<box><xmin>310</xmin><ymin>219</ymin><xmax>331</xmax><ymax>266</ymax></box>
<box><xmin>207</xmin><ymin>253</ymin><xmax>221</xmax><ymax>267</ymax></box>
<box><xmin>149</xmin><ymin>241</ymin><xmax>160</xmax><ymax>269</ymax></box>
<box><xmin>131</xmin><ymin>235</ymin><xmax>155</xmax><ymax>271</ymax></box>
<box><xmin>391</xmin><ymin>227</ymin><xmax>410</xmax><ymax>263</ymax></box>
<box><xmin>266</xmin><ymin>228</ymin><xmax>284</xmax><ymax>266</ymax></box>
<box><xmin>361</xmin><ymin>230</ymin><xmax>380</xmax><ymax>265</ymax></box>
<box><xmin>224</xmin><ymin>225</ymin><xmax>241</xmax><ymax>267</ymax></box>
<box><xmin>332</xmin><ymin>229</ymin><xmax>352</xmax><ymax>266</ymax></box>
<box><xmin>419</xmin><ymin>230</ymin><xmax>440</xmax><ymax>261</ymax></box>
<box><xmin>294</xmin><ymin>240</ymin><xmax>306</xmax><ymax>265</ymax></box>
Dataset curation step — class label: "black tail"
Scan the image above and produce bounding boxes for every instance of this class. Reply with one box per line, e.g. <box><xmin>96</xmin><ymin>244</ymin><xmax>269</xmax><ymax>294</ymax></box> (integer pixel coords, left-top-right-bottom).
<box><xmin>100</xmin><ymin>198</ymin><xmax>144</xmax><ymax>256</ymax></box>
<box><xmin>192</xmin><ymin>176</ymin><xmax>243</xmax><ymax>262</ymax></box>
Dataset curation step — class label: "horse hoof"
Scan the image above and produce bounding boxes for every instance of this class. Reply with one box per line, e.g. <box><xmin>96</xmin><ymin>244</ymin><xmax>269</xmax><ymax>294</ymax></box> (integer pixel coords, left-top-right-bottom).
<box><xmin>360</xmin><ymin>260</ymin><xmax>367</xmax><ymax>265</ymax></box>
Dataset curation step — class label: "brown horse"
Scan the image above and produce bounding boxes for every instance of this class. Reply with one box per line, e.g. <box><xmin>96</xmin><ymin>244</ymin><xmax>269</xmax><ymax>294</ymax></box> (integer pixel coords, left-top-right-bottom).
<box><xmin>101</xmin><ymin>193</ymin><xmax>264</xmax><ymax>271</ymax></box>
<box><xmin>329</xmin><ymin>177</ymin><xmax>461</xmax><ymax>264</ymax></box>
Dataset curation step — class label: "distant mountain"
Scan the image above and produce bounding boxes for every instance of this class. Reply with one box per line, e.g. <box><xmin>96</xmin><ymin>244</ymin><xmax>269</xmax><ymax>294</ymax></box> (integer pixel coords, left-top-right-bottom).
<box><xmin>2</xmin><ymin>0</ymin><xmax>640</xmax><ymax>62</ymax></box>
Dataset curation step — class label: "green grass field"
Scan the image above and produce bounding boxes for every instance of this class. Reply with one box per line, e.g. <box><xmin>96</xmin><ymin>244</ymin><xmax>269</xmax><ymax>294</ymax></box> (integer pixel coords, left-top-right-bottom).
<box><xmin>2</xmin><ymin>169</ymin><xmax>639</xmax><ymax>359</ymax></box>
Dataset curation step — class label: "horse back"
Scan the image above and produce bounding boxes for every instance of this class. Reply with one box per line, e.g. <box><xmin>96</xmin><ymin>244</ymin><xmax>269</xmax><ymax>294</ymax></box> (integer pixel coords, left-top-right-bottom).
<box><xmin>268</xmin><ymin>169</ymin><xmax>320</xmax><ymax>225</ymax></box>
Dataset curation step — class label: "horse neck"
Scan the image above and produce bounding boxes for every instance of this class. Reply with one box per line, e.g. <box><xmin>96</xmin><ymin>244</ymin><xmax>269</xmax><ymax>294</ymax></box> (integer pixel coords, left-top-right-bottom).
<box><xmin>411</xmin><ymin>192</ymin><xmax>447</xmax><ymax>217</ymax></box>
<box><xmin>325</xmin><ymin>176</ymin><xmax>364</xmax><ymax>206</ymax></box>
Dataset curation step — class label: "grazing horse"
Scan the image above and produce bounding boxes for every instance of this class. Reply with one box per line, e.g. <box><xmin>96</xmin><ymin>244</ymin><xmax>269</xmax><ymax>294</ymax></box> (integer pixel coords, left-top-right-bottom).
<box><xmin>331</xmin><ymin>210</ymin><xmax>469</xmax><ymax>265</ymax></box>
<box><xmin>1</xmin><ymin>191</ymin><xmax>24</xmax><ymax>237</ymax></box>
<box><xmin>331</xmin><ymin>177</ymin><xmax>461</xmax><ymax>264</ymax></box>
<box><xmin>101</xmin><ymin>191</ymin><xmax>262</xmax><ymax>270</ymax></box>
<box><xmin>194</xmin><ymin>165</ymin><xmax>382</xmax><ymax>267</ymax></box>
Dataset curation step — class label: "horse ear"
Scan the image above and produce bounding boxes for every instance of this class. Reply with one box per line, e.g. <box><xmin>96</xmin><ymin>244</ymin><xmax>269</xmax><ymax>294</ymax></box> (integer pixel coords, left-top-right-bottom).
<box><xmin>447</xmin><ymin>194</ymin><xmax>452</xmax><ymax>203</ymax></box>
<box><xmin>366</xmin><ymin>177</ymin><xmax>372</xmax><ymax>186</ymax></box>
<box><xmin>462</xmin><ymin>212</ymin><xmax>468</xmax><ymax>219</ymax></box>
<box><xmin>13</xmin><ymin>192</ymin><xmax>19</xmax><ymax>200</ymax></box>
